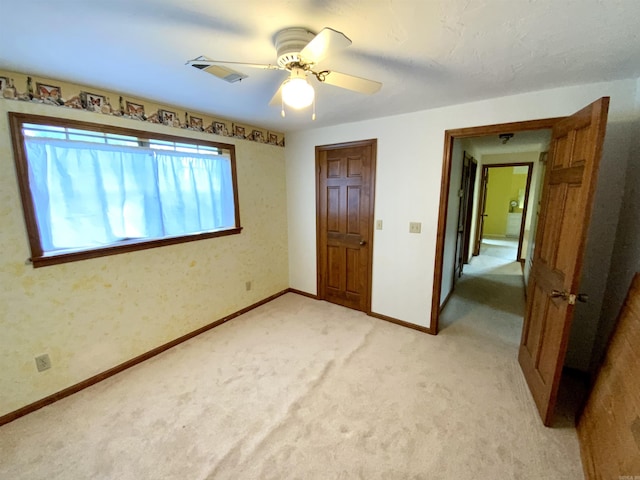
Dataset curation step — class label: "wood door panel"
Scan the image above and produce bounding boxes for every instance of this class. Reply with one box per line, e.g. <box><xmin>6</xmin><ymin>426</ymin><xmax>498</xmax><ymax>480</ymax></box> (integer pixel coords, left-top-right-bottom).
<box><xmin>347</xmin><ymin>186</ymin><xmax>361</xmax><ymax>234</ymax></box>
<box><xmin>518</xmin><ymin>97</ymin><xmax>609</xmax><ymax>426</ymax></box>
<box><xmin>317</xmin><ymin>140</ymin><xmax>376</xmax><ymax>312</ymax></box>
<box><xmin>537</xmin><ymin>300</ymin><xmax>566</xmax><ymax>379</ymax></box>
<box><xmin>346</xmin><ymin>248</ymin><xmax>360</xmax><ymax>293</ymax></box>
<box><xmin>578</xmin><ymin>273</ymin><xmax>640</xmax><ymax>478</ymax></box>
<box><xmin>327</xmin><ymin>187</ymin><xmax>340</xmax><ymax>232</ymax></box>
<box><xmin>573</xmin><ymin>126</ymin><xmax>592</xmax><ymax>165</ymax></box>
<box><xmin>327</xmin><ymin>245</ymin><xmax>343</xmax><ymax>290</ymax></box>
<box><xmin>549</xmin><ymin>166</ymin><xmax>584</xmax><ymax>185</ymax></box>
<box><xmin>327</xmin><ymin>158</ymin><xmax>341</xmax><ymax>177</ymax></box>
<box><xmin>523</xmin><ymin>282</ymin><xmax>547</xmax><ymax>358</ymax></box>
<box><xmin>538</xmin><ymin>184</ymin><xmax>566</xmax><ymax>265</ymax></box>
<box><xmin>551</xmin><ymin>135</ymin><xmax>570</xmax><ymax>169</ymax></box>
<box><xmin>555</xmin><ymin>184</ymin><xmax>583</xmax><ymax>274</ymax></box>
<box><xmin>347</xmin><ymin>156</ymin><xmax>362</xmax><ymax>177</ymax></box>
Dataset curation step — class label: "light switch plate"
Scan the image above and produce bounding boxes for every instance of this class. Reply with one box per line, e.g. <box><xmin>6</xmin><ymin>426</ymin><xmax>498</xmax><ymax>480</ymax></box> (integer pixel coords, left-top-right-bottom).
<box><xmin>376</xmin><ymin>220</ymin><xmax>383</xmax><ymax>230</ymax></box>
<box><xmin>409</xmin><ymin>222</ymin><xmax>421</xmax><ymax>234</ymax></box>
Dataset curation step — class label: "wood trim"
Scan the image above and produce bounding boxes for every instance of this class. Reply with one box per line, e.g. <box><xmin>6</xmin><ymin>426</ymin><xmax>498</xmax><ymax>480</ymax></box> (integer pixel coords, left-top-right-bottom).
<box><xmin>473</xmin><ymin>165</ymin><xmax>489</xmax><ymax>256</ymax></box>
<box><xmin>431</xmin><ymin>130</ymin><xmax>455</xmax><ymax>335</ymax></box>
<box><xmin>0</xmin><ymin>289</ymin><xmax>289</xmax><ymax>427</ymax></box>
<box><xmin>287</xmin><ymin>288</ymin><xmax>319</xmax><ymax>300</ymax></box>
<box><xmin>477</xmin><ymin>162</ymin><xmax>533</xmax><ymax>168</ymax></box>
<box><xmin>431</xmin><ymin>117</ymin><xmax>564</xmax><ymax>335</ymax></box>
<box><xmin>368</xmin><ymin>311</ymin><xmax>432</xmax><ymax>334</ymax></box>
<box><xmin>445</xmin><ymin>118</ymin><xmax>564</xmax><ymax>138</ymax></box>
<box><xmin>31</xmin><ymin>228</ymin><xmax>243</xmax><ymax>267</ymax></box>
<box><xmin>9</xmin><ymin>112</ymin><xmax>43</xmax><ymax>259</ymax></box>
<box><xmin>287</xmin><ymin>288</ymin><xmax>432</xmax><ymax>335</ymax></box>
<box><xmin>517</xmin><ymin>163</ymin><xmax>534</xmax><ymax>260</ymax></box>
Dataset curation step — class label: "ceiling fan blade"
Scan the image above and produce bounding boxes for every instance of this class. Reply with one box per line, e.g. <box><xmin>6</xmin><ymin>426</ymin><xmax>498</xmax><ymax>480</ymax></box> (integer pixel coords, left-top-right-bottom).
<box><xmin>268</xmin><ymin>84</ymin><xmax>283</xmax><ymax>107</ymax></box>
<box><xmin>300</xmin><ymin>27</ymin><xmax>352</xmax><ymax>65</ymax></box>
<box><xmin>186</xmin><ymin>56</ymin><xmax>281</xmax><ymax>71</ymax></box>
<box><xmin>320</xmin><ymin>71</ymin><xmax>382</xmax><ymax>94</ymax></box>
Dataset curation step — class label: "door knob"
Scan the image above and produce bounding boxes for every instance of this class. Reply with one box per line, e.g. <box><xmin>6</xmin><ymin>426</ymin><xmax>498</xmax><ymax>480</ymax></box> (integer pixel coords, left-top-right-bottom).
<box><xmin>359</xmin><ymin>240</ymin><xmax>367</xmax><ymax>246</ymax></box>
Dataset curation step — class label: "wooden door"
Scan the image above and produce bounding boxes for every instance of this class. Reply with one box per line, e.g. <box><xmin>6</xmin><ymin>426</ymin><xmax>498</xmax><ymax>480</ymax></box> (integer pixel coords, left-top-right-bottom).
<box><xmin>454</xmin><ymin>152</ymin><xmax>476</xmax><ymax>280</ymax></box>
<box><xmin>462</xmin><ymin>160</ymin><xmax>477</xmax><ymax>263</ymax></box>
<box><xmin>473</xmin><ymin>166</ymin><xmax>489</xmax><ymax>256</ymax></box>
<box><xmin>518</xmin><ymin>97</ymin><xmax>609</xmax><ymax>426</ymax></box>
<box><xmin>317</xmin><ymin>140</ymin><xmax>376</xmax><ymax>312</ymax></box>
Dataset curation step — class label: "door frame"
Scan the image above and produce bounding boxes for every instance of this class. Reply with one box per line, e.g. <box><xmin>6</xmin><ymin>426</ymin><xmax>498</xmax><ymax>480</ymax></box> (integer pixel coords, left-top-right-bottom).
<box><xmin>430</xmin><ymin>118</ymin><xmax>563</xmax><ymax>334</ymax></box>
<box><xmin>315</xmin><ymin>138</ymin><xmax>377</xmax><ymax>313</ymax></box>
<box><xmin>473</xmin><ymin>162</ymin><xmax>534</xmax><ymax>261</ymax></box>
<box><xmin>453</xmin><ymin>152</ymin><xmax>477</xmax><ymax>283</ymax></box>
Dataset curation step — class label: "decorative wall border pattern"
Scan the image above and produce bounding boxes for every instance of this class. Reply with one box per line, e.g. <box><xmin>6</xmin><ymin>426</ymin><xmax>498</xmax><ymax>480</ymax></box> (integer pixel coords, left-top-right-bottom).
<box><xmin>0</xmin><ymin>70</ymin><xmax>285</xmax><ymax>147</ymax></box>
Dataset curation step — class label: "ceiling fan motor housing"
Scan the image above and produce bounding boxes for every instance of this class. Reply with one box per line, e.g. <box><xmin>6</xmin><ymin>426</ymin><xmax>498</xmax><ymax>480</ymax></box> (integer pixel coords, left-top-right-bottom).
<box><xmin>275</xmin><ymin>27</ymin><xmax>315</xmax><ymax>68</ymax></box>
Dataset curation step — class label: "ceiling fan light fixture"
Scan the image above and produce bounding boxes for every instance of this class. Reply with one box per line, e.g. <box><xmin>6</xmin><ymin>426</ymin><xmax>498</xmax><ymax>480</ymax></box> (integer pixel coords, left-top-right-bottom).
<box><xmin>281</xmin><ymin>71</ymin><xmax>314</xmax><ymax>109</ymax></box>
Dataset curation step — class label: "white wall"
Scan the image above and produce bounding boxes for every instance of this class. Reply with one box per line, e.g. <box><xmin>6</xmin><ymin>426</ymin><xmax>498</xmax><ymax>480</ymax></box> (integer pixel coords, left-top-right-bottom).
<box><xmin>588</xmin><ymin>114</ymin><xmax>640</xmax><ymax>372</ymax></box>
<box><xmin>286</xmin><ymin>78</ymin><xmax>639</xmax><ymax>334</ymax></box>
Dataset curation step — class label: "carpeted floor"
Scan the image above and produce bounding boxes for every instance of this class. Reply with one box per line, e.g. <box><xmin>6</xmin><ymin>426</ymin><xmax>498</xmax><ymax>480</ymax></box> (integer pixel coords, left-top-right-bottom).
<box><xmin>0</xmin><ymin>251</ymin><xmax>584</xmax><ymax>479</ymax></box>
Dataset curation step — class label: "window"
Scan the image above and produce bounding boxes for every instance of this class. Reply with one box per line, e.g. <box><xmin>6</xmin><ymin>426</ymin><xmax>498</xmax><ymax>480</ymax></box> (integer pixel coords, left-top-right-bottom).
<box><xmin>9</xmin><ymin>113</ymin><xmax>241</xmax><ymax>267</ymax></box>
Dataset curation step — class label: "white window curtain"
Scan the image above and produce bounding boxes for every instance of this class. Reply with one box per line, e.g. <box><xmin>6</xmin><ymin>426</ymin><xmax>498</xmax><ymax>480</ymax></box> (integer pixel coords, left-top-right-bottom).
<box><xmin>25</xmin><ymin>137</ymin><xmax>235</xmax><ymax>253</ymax></box>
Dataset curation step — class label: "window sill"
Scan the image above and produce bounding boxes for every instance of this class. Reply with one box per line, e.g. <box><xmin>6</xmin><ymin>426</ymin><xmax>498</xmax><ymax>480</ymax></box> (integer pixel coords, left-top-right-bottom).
<box><xmin>30</xmin><ymin>227</ymin><xmax>243</xmax><ymax>268</ymax></box>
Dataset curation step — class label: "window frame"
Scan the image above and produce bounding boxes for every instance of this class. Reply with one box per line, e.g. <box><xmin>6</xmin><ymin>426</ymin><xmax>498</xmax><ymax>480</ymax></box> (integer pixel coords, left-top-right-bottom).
<box><xmin>9</xmin><ymin>112</ymin><xmax>242</xmax><ymax>268</ymax></box>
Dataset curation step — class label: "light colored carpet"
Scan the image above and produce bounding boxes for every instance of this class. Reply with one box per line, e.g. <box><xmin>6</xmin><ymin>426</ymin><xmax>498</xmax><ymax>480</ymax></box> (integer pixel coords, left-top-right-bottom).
<box><xmin>479</xmin><ymin>237</ymin><xmax>519</xmax><ymax>260</ymax></box>
<box><xmin>0</xmin><ymin>276</ymin><xmax>584</xmax><ymax>478</ymax></box>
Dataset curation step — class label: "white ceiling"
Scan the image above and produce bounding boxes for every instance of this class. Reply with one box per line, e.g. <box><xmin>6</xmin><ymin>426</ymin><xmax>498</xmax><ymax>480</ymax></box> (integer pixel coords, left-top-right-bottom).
<box><xmin>1</xmin><ymin>0</ymin><xmax>639</xmax><ymax>133</ymax></box>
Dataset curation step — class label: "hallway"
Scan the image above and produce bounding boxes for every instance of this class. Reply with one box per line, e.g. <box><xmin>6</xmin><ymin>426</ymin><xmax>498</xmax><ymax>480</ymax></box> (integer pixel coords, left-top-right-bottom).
<box><xmin>440</xmin><ymin>237</ymin><xmax>524</xmax><ymax>344</ymax></box>
<box><xmin>441</xmin><ymin>236</ymin><xmax>585</xmax><ymax>428</ymax></box>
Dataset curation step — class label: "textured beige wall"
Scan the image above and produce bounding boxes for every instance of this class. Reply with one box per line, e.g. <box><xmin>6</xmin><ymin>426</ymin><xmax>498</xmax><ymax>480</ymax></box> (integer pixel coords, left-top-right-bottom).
<box><xmin>0</xmin><ymin>99</ymin><xmax>289</xmax><ymax>416</ymax></box>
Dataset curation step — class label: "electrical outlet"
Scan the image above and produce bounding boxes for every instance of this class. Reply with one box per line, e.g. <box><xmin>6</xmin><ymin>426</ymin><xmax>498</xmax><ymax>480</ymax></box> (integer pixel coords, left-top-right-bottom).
<box><xmin>245</xmin><ymin>281</ymin><xmax>252</xmax><ymax>291</ymax></box>
<box><xmin>376</xmin><ymin>220</ymin><xmax>383</xmax><ymax>230</ymax></box>
<box><xmin>35</xmin><ymin>354</ymin><xmax>51</xmax><ymax>372</ymax></box>
<box><xmin>409</xmin><ymin>222</ymin><xmax>422</xmax><ymax>234</ymax></box>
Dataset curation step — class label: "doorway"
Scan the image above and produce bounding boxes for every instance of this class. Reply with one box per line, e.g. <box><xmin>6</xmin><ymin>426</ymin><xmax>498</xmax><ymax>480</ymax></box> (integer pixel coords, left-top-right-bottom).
<box><xmin>316</xmin><ymin>139</ymin><xmax>376</xmax><ymax>312</ymax></box>
<box><xmin>473</xmin><ymin>162</ymin><xmax>534</xmax><ymax>262</ymax></box>
<box><xmin>432</xmin><ymin>97</ymin><xmax>610</xmax><ymax>426</ymax></box>
<box><xmin>432</xmin><ymin>120</ymin><xmax>558</xmax><ymax>330</ymax></box>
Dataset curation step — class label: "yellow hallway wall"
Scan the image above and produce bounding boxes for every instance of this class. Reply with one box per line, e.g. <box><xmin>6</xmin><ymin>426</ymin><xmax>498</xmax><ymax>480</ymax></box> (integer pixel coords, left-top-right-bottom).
<box><xmin>483</xmin><ymin>167</ymin><xmax>527</xmax><ymax>236</ymax></box>
<box><xmin>0</xmin><ymin>99</ymin><xmax>289</xmax><ymax>416</ymax></box>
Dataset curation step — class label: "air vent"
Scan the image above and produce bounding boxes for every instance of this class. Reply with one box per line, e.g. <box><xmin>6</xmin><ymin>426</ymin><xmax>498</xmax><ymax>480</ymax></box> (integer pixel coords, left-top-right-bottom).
<box><xmin>221</xmin><ymin>72</ymin><xmax>247</xmax><ymax>84</ymax></box>
<box><xmin>195</xmin><ymin>64</ymin><xmax>248</xmax><ymax>83</ymax></box>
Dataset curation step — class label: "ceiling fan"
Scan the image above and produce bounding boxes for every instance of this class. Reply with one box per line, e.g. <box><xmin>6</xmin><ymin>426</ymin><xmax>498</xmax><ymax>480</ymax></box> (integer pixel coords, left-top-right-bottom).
<box><xmin>186</xmin><ymin>27</ymin><xmax>382</xmax><ymax>119</ymax></box>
